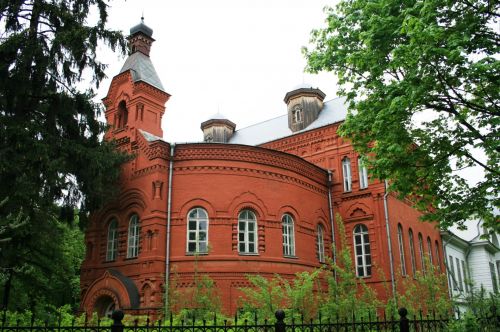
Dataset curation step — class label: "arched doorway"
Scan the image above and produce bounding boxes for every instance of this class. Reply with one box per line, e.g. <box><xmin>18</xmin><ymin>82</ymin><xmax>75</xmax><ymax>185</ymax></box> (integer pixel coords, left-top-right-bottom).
<box><xmin>94</xmin><ymin>295</ymin><xmax>117</xmax><ymax>318</ymax></box>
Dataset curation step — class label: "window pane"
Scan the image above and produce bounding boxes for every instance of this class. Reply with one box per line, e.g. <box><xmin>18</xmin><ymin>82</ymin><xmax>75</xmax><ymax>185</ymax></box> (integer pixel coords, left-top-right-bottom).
<box><xmin>199</xmin><ymin>242</ymin><xmax>207</xmax><ymax>252</ymax></box>
<box><xmin>188</xmin><ymin>243</ymin><xmax>196</xmax><ymax>252</ymax></box>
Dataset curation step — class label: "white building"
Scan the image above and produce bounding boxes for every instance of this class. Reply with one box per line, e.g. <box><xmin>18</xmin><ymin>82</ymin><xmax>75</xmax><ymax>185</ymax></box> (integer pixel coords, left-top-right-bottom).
<box><xmin>441</xmin><ymin>220</ymin><xmax>500</xmax><ymax>311</ymax></box>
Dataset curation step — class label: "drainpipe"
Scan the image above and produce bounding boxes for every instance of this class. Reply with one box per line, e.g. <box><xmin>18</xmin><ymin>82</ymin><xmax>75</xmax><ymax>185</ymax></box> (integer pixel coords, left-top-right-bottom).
<box><xmin>383</xmin><ymin>180</ymin><xmax>396</xmax><ymax>302</ymax></box>
<box><xmin>165</xmin><ymin>143</ymin><xmax>175</xmax><ymax>317</ymax></box>
<box><xmin>327</xmin><ymin>170</ymin><xmax>337</xmax><ymax>279</ymax></box>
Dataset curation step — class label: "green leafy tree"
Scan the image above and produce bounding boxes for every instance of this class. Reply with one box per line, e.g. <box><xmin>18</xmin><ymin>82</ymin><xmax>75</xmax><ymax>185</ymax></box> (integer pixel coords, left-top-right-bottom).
<box><xmin>238</xmin><ymin>274</ymin><xmax>287</xmax><ymax>322</ymax></box>
<box><xmin>0</xmin><ymin>0</ymin><xmax>128</xmax><ymax>312</ymax></box>
<box><xmin>395</xmin><ymin>260</ymin><xmax>452</xmax><ymax>317</ymax></box>
<box><xmin>320</xmin><ymin>215</ymin><xmax>380</xmax><ymax>320</ymax></box>
<box><xmin>304</xmin><ymin>0</ymin><xmax>499</xmax><ymax>232</ymax></box>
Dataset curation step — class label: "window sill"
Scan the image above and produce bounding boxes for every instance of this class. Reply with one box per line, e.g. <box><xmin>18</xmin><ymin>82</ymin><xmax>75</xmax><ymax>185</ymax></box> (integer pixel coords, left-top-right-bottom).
<box><xmin>284</xmin><ymin>255</ymin><xmax>298</xmax><ymax>259</ymax></box>
<box><xmin>186</xmin><ymin>252</ymin><xmax>208</xmax><ymax>256</ymax></box>
<box><xmin>239</xmin><ymin>253</ymin><xmax>259</xmax><ymax>256</ymax></box>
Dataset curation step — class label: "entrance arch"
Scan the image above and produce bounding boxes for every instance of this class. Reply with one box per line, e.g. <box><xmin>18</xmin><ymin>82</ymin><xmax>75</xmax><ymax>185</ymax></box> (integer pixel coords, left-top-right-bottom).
<box><xmin>94</xmin><ymin>295</ymin><xmax>116</xmax><ymax>318</ymax></box>
<box><xmin>81</xmin><ymin>270</ymin><xmax>140</xmax><ymax>316</ymax></box>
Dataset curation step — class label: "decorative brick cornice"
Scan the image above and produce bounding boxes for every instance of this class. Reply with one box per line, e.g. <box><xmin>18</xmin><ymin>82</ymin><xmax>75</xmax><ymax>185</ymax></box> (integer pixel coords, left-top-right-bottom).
<box><xmin>173</xmin><ymin>164</ymin><xmax>327</xmax><ymax>195</ymax></box>
<box><xmin>175</xmin><ymin>144</ymin><xmax>327</xmax><ymax>186</ymax></box>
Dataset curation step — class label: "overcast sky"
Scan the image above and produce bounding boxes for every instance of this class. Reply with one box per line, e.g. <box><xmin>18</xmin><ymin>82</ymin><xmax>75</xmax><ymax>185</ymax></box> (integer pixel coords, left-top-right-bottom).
<box><xmin>97</xmin><ymin>0</ymin><xmax>339</xmax><ymax>142</ymax></box>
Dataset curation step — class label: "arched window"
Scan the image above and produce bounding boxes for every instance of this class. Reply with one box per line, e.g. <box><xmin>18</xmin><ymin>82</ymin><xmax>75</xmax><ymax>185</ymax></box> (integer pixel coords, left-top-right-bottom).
<box><xmin>117</xmin><ymin>100</ymin><xmax>128</xmax><ymax>129</ymax></box>
<box><xmin>292</xmin><ymin>105</ymin><xmax>303</xmax><ymax>123</ymax></box>
<box><xmin>418</xmin><ymin>233</ymin><xmax>425</xmax><ymax>272</ymax></box>
<box><xmin>282</xmin><ymin>214</ymin><xmax>295</xmax><ymax>257</ymax></box>
<box><xmin>358</xmin><ymin>157</ymin><xmax>368</xmax><ymax>189</ymax></box>
<box><xmin>427</xmin><ymin>237</ymin><xmax>433</xmax><ymax>265</ymax></box>
<box><xmin>342</xmin><ymin>157</ymin><xmax>352</xmax><ymax>192</ymax></box>
<box><xmin>127</xmin><ymin>214</ymin><xmax>140</xmax><ymax>258</ymax></box>
<box><xmin>397</xmin><ymin>224</ymin><xmax>407</xmax><ymax>276</ymax></box>
<box><xmin>106</xmin><ymin>219</ymin><xmax>118</xmax><ymax>261</ymax></box>
<box><xmin>187</xmin><ymin>208</ymin><xmax>209</xmax><ymax>253</ymax></box>
<box><xmin>409</xmin><ymin>229</ymin><xmax>416</xmax><ymax>276</ymax></box>
<box><xmin>435</xmin><ymin>240</ymin><xmax>442</xmax><ymax>271</ymax></box>
<box><xmin>317</xmin><ymin>224</ymin><xmax>325</xmax><ymax>263</ymax></box>
<box><xmin>238</xmin><ymin>210</ymin><xmax>257</xmax><ymax>254</ymax></box>
<box><xmin>353</xmin><ymin>224</ymin><xmax>371</xmax><ymax>277</ymax></box>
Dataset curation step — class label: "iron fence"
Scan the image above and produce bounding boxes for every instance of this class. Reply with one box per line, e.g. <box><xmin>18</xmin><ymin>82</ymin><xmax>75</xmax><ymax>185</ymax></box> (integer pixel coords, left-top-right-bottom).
<box><xmin>1</xmin><ymin>308</ymin><xmax>499</xmax><ymax>332</ymax></box>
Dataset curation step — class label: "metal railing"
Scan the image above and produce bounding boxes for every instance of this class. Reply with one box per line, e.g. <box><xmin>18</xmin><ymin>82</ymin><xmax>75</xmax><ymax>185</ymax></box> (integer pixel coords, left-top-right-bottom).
<box><xmin>1</xmin><ymin>307</ymin><xmax>499</xmax><ymax>332</ymax></box>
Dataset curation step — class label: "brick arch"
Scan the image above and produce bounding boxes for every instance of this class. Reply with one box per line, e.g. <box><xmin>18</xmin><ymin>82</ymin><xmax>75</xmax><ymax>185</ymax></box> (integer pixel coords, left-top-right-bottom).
<box><xmin>278</xmin><ymin>205</ymin><xmax>300</xmax><ymax>222</ymax></box>
<box><xmin>345</xmin><ymin>202</ymin><xmax>373</xmax><ymax>220</ymax></box>
<box><xmin>119</xmin><ymin>188</ymin><xmax>147</xmax><ymax>212</ymax></box>
<box><xmin>113</xmin><ymin>91</ymin><xmax>131</xmax><ymax>109</ymax></box>
<box><xmin>227</xmin><ymin>191</ymin><xmax>268</xmax><ymax>220</ymax></box>
<box><xmin>313</xmin><ymin>208</ymin><xmax>329</xmax><ymax>231</ymax></box>
<box><xmin>81</xmin><ymin>270</ymin><xmax>139</xmax><ymax>315</ymax></box>
<box><xmin>178</xmin><ymin>198</ymin><xmax>216</xmax><ymax>219</ymax></box>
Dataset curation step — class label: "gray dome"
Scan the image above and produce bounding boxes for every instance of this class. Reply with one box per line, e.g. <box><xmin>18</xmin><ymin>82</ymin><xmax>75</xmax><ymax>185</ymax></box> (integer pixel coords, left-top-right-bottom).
<box><xmin>130</xmin><ymin>18</ymin><xmax>153</xmax><ymax>38</ymax></box>
<box><xmin>206</xmin><ymin>112</ymin><xmax>229</xmax><ymax>121</ymax></box>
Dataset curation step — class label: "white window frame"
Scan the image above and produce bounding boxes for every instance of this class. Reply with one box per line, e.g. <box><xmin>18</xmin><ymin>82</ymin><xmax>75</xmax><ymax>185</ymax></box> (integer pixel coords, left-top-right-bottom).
<box><xmin>353</xmin><ymin>224</ymin><xmax>371</xmax><ymax>277</ymax></box>
<box><xmin>282</xmin><ymin>214</ymin><xmax>295</xmax><ymax>257</ymax></box>
<box><xmin>342</xmin><ymin>157</ymin><xmax>352</xmax><ymax>192</ymax></box>
<box><xmin>187</xmin><ymin>208</ymin><xmax>209</xmax><ymax>254</ymax></box>
<box><xmin>462</xmin><ymin>260</ymin><xmax>469</xmax><ymax>293</ymax></box>
<box><xmin>127</xmin><ymin>214</ymin><xmax>140</xmax><ymax>258</ymax></box>
<box><xmin>427</xmin><ymin>237</ymin><xmax>433</xmax><ymax>265</ymax></box>
<box><xmin>456</xmin><ymin>257</ymin><xmax>464</xmax><ymax>291</ymax></box>
<box><xmin>292</xmin><ymin>105</ymin><xmax>303</xmax><ymax>123</ymax></box>
<box><xmin>397</xmin><ymin>224</ymin><xmax>407</xmax><ymax>276</ymax></box>
<box><xmin>317</xmin><ymin>224</ymin><xmax>325</xmax><ymax>263</ymax></box>
<box><xmin>238</xmin><ymin>210</ymin><xmax>257</xmax><ymax>254</ymax></box>
<box><xmin>106</xmin><ymin>219</ymin><xmax>118</xmax><ymax>261</ymax></box>
<box><xmin>358</xmin><ymin>157</ymin><xmax>368</xmax><ymax>189</ymax></box>
<box><xmin>418</xmin><ymin>233</ymin><xmax>425</xmax><ymax>272</ymax></box>
<box><xmin>435</xmin><ymin>240</ymin><xmax>441</xmax><ymax>271</ymax></box>
<box><xmin>409</xmin><ymin>229</ymin><xmax>417</xmax><ymax>276</ymax></box>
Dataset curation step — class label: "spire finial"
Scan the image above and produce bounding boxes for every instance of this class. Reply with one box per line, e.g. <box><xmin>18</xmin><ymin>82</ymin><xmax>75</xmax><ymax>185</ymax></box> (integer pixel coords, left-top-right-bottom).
<box><xmin>141</xmin><ymin>10</ymin><xmax>144</xmax><ymax>23</ymax></box>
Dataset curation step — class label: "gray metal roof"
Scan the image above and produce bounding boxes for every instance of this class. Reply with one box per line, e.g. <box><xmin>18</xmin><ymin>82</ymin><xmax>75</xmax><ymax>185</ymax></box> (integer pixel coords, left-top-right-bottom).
<box><xmin>119</xmin><ymin>52</ymin><xmax>165</xmax><ymax>92</ymax></box>
<box><xmin>228</xmin><ymin>96</ymin><xmax>348</xmax><ymax>146</ymax></box>
<box><xmin>130</xmin><ymin>20</ymin><xmax>153</xmax><ymax>38</ymax></box>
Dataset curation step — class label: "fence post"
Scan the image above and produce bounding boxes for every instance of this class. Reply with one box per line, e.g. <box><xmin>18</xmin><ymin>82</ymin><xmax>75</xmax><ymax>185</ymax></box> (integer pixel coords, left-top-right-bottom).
<box><xmin>275</xmin><ymin>310</ymin><xmax>285</xmax><ymax>332</ymax></box>
<box><xmin>398</xmin><ymin>308</ymin><xmax>409</xmax><ymax>332</ymax></box>
<box><xmin>111</xmin><ymin>310</ymin><xmax>125</xmax><ymax>332</ymax></box>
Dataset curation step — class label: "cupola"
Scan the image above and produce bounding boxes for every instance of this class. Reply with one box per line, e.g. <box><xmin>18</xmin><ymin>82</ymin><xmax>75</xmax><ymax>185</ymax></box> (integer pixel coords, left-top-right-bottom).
<box><xmin>284</xmin><ymin>84</ymin><xmax>326</xmax><ymax>132</ymax></box>
<box><xmin>128</xmin><ymin>17</ymin><xmax>155</xmax><ymax>56</ymax></box>
<box><xmin>200</xmin><ymin>113</ymin><xmax>236</xmax><ymax>143</ymax></box>
<box><xmin>102</xmin><ymin>19</ymin><xmax>169</xmax><ymax>140</ymax></box>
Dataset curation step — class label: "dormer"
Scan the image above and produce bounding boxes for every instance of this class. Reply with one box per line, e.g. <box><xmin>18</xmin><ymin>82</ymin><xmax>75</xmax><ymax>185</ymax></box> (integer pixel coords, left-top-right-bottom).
<box><xmin>200</xmin><ymin>113</ymin><xmax>236</xmax><ymax>143</ymax></box>
<box><xmin>284</xmin><ymin>84</ymin><xmax>326</xmax><ymax>132</ymax></box>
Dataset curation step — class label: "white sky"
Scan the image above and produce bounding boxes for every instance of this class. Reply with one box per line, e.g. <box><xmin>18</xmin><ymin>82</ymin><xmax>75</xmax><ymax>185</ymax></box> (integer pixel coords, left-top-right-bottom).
<box><xmin>97</xmin><ymin>0</ymin><xmax>340</xmax><ymax>142</ymax></box>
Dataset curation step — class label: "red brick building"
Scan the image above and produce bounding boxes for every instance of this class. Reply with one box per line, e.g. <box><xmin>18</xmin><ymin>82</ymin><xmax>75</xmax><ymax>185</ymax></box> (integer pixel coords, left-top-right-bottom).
<box><xmin>80</xmin><ymin>21</ymin><xmax>444</xmax><ymax>316</ymax></box>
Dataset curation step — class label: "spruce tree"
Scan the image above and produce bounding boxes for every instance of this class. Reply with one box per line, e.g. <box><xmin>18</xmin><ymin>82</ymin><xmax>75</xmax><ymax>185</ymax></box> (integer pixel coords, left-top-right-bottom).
<box><xmin>0</xmin><ymin>0</ymin><xmax>128</xmax><ymax>311</ymax></box>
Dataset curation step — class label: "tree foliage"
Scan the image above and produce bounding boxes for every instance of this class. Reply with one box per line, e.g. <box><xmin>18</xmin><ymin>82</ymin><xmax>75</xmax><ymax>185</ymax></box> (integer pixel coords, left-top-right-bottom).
<box><xmin>0</xmin><ymin>0</ymin><xmax>128</xmax><ymax>311</ymax></box>
<box><xmin>304</xmin><ymin>0</ymin><xmax>499</xmax><ymax>231</ymax></box>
